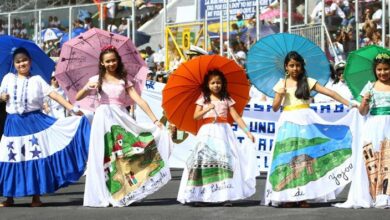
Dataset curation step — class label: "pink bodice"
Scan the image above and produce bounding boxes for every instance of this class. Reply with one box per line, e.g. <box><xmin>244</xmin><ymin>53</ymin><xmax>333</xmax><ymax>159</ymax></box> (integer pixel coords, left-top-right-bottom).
<box><xmin>89</xmin><ymin>75</ymin><xmax>133</xmax><ymax>107</ymax></box>
<box><xmin>196</xmin><ymin>95</ymin><xmax>235</xmax><ymax>119</ymax></box>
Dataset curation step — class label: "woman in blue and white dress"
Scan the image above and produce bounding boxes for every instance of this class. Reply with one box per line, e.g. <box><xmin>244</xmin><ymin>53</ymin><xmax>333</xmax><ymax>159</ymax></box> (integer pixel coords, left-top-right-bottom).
<box><xmin>0</xmin><ymin>47</ymin><xmax>90</xmax><ymax>207</ymax></box>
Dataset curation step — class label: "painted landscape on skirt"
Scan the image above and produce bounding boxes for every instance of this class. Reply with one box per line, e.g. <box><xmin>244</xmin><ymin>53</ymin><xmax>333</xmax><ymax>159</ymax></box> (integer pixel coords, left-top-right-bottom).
<box><xmin>186</xmin><ymin>138</ymin><xmax>233</xmax><ymax>186</ymax></box>
<box><xmin>269</xmin><ymin>122</ymin><xmax>352</xmax><ymax>191</ymax></box>
<box><xmin>103</xmin><ymin>125</ymin><xmax>165</xmax><ymax>201</ymax></box>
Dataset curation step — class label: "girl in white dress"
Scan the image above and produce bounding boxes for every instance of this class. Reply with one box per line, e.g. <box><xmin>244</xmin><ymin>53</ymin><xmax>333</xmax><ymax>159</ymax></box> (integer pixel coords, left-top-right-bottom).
<box><xmin>336</xmin><ymin>53</ymin><xmax>390</xmax><ymax>208</ymax></box>
<box><xmin>79</xmin><ymin>45</ymin><xmax>173</xmax><ymax>207</ymax></box>
<box><xmin>177</xmin><ymin>69</ymin><xmax>257</xmax><ymax>206</ymax></box>
<box><xmin>265</xmin><ymin>51</ymin><xmax>361</xmax><ymax>208</ymax></box>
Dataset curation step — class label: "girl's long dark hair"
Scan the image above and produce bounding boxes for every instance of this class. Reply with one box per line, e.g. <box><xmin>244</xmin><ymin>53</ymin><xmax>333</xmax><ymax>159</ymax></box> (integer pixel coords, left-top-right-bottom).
<box><xmin>284</xmin><ymin>51</ymin><xmax>310</xmax><ymax>100</ymax></box>
<box><xmin>98</xmin><ymin>47</ymin><xmax>127</xmax><ymax>92</ymax></box>
<box><xmin>202</xmin><ymin>69</ymin><xmax>230</xmax><ymax>103</ymax></box>
<box><xmin>373</xmin><ymin>53</ymin><xmax>390</xmax><ymax>80</ymax></box>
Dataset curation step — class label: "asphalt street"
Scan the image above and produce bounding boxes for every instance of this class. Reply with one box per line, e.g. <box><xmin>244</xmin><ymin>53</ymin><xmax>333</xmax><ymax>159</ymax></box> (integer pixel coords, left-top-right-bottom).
<box><xmin>1</xmin><ymin>169</ymin><xmax>390</xmax><ymax>220</ymax></box>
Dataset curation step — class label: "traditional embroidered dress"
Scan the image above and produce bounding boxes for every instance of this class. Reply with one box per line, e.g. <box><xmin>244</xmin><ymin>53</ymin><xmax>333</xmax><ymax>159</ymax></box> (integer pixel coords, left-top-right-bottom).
<box><xmin>177</xmin><ymin>95</ymin><xmax>257</xmax><ymax>203</ymax></box>
<box><xmin>83</xmin><ymin>76</ymin><xmax>172</xmax><ymax>207</ymax></box>
<box><xmin>0</xmin><ymin>73</ymin><xmax>90</xmax><ymax>197</ymax></box>
<box><xmin>336</xmin><ymin>82</ymin><xmax>390</xmax><ymax>208</ymax></box>
<box><xmin>264</xmin><ymin>77</ymin><xmax>363</xmax><ymax>206</ymax></box>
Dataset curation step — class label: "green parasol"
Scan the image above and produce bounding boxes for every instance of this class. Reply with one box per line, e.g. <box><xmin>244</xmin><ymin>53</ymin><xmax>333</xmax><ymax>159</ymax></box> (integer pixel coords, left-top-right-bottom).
<box><xmin>344</xmin><ymin>45</ymin><xmax>390</xmax><ymax>102</ymax></box>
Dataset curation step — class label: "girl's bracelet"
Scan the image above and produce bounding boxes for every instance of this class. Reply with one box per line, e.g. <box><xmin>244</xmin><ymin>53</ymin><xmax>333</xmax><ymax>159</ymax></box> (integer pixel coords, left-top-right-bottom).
<box><xmin>153</xmin><ymin>119</ymin><xmax>159</xmax><ymax>124</ymax></box>
<box><xmin>71</xmin><ymin>106</ymin><xmax>80</xmax><ymax>114</ymax></box>
<box><xmin>242</xmin><ymin>127</ymin><xmax>249</xmax><ymax>133</ymax></box>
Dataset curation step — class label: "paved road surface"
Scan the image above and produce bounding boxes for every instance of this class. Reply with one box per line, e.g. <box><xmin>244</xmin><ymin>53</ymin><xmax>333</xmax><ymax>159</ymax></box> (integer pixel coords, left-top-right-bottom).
<box><xmin>1</xmin><ymin>169</ymin><xmax>390</xmax><ymax>220</ymax></box>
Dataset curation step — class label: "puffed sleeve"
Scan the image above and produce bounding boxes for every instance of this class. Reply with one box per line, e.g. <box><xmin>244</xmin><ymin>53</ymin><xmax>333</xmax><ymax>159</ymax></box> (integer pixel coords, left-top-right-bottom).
<box><xmin>195</xmin><ymin>94</ymin><xmax>205</xmax><ymax>106</ymax></box>
<box><xmin>272</xmin><ymin>78</ymin><xmax>284</xmax><ymax>93</ymax></box>
<box><xmin>360</xmin><ymin>81</ymin><xmax>373</xmax><ymax>97</ymax></box>
<box><xmin>227</xmin><ymin>97</ymin><xmax>236</xmax><ymax>106</ymax></box>
<box><xmin>307</xmin><ymin>77</ymin><xmax>318</xmax><ymax>90</ymax></box>
<box><xmin>37</xmin><ymin>76</ymin><xmax>54</xmax><ymax>96</ymax></box>
<box><xmin>125</xmin><ymin>79</ymin><xmax>134</xmax><ymax>88</ymax></box>
<box><xmin>89</xmin><ymin>75</ymin><xmax>99</xmax><ymax>84</ymax></box>
<box><xmin>0</xmin><ymin>73</ymin><xmax>12</xmax><ymax>93</ymax></box>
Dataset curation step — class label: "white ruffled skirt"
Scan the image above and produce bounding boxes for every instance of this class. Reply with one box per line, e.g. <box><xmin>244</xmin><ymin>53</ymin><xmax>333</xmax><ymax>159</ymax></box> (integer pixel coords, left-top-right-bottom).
<box><xmin>83</xmin><ymin>104</ymin><xmax>173</xmax><ymax>207</ymax></box>
<box><xmin>177</xmin><ymin>122</ymin><xmax>257</xmax><ymax>203</ymax></box>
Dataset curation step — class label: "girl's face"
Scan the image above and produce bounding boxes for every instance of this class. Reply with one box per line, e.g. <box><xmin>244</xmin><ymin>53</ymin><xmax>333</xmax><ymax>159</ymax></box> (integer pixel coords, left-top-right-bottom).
<box><xmin>285</xmin><ymin>58</ymin><xmax>302</xmax><ymax>79</ymax></box>
<box><xmin>375</xmin><ymin>63</ymin><xmax>390</xmax><ymax>83</ymax></box>
<box><xmin>101</xmin><ymin>52</ymin><xmax>118</xmax><ymax>74</ymax></box>
<box><xmin>51</xmin><ymin>77</ymin><xmax>59</xmax><ymax>87</ymax></box>
<box><xmin>337</xmin><ymin>70</ymin><xmax>345</xmax><ymax>82</ymax></box>
<box><xmin>13</xmin><ymin>53</ymin><xmax>31</xmax><ymax>76</ymax></box>
<box><xmin>208</xmin><ymin>75</ymin><xmax>222</xmax><ymax>95</ymax></box>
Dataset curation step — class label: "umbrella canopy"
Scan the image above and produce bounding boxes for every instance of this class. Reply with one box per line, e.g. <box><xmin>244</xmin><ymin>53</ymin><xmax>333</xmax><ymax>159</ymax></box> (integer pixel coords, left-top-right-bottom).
<box><xmin>134</xmin><ymin>31</ymin><xmax>151</xmax><ymax>47</ymax></box>
<box><xmin>162</xmin><ymin>55</ymin><xmax>250</xmax><ymax>134</ymax></box>
<box><xmin>59</xmin><ymin>27</ymin><xmax>88</xmax><ymax>47</ymax></box>
<box><xmin>41</xmin><ymin>28</ymin><xmax>63</xmax><ymax>42</ymax></box>
<box><xmin>0</xmin><ymin>35</ymin><xmax>55</xmax><ymax>83</ymax></box>
<box><xmin>55</xmin><ymin>28</ymin><xmax>148</xmax><ymax>111</ymax></box>
<box><xmin>248</xmin><ymin>24</ymin><xmax>279</xmax><ymax>40</ymax></box>
<box><xmin>344</xmin><ymin>45</ymin><xmax>390</xmax><ymax>102</ymax></box>
<box><xmin>260</xmin><ymin>9</ymin><xmax>304</xmax><ymax>21</ymax></box>
<box><xmin>246</xmin><ymin>33</ymin><xmax>330</xmax><ymax>98</ymax></box>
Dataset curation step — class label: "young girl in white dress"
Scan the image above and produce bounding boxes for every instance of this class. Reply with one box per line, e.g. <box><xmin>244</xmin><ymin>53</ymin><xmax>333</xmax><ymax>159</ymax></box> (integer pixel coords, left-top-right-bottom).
<box><xmin>79</xmin><ymin>45</ymin><xmax>173</xmax><ymax>207</ymax></box>
<box><xmin>265</xmin><ymin>51</ymin><xmax>360</xmax><ymax>208</ymax></box>
<box><xmin>177</xmin><ymin>69</ymin><xmax>257</xmax><ymax>206</ymax></box>
<box><xmin>336</xmin><ymin>53</ymin><xmax>390</xmax><ymax>208</ymax></box>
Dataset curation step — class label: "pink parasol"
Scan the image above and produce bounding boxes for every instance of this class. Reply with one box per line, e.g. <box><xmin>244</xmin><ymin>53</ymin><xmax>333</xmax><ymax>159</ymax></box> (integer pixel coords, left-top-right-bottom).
<box><xmin>55</xmin><ymin>28</ymin><xmax>148</xmax><ymax>111</ymax></box>
<box><xmin>259</xmin><ymin>9</ymin><xmax>304</xmax><ymax>21</ymax></box>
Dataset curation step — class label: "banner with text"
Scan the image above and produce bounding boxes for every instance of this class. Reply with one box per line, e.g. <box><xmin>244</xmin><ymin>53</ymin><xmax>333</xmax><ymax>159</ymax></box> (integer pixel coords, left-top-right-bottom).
<box><xmin>199</xmin><ymin>0</ymin><xmax>275</xmax><ymax>20</ymax></box>
<box><xmin>136</xmin><ymin>81</ymin><xmax>351</xmax><ymax>172</ymax></box>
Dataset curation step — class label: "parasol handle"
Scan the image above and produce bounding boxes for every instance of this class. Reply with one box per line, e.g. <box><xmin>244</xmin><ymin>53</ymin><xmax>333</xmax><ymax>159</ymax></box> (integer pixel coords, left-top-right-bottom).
<box><xmin>212</xmin><ymin>108</ymin><xmax>218</xmax><ymax>123</ymax></box>
<box><xmin>284</xmin><ymin>72</ymin><xmax>288</xmax><ymax>89</ymax></box>
<box><xmin>368</xmin><ymin>82</ymin><xmax>376</xmax><ymax>105</ymax></box>
<box><xmin>369</xmin><ymin>82</ymin><xmax>376</xmax><ymax>95</ymax></box>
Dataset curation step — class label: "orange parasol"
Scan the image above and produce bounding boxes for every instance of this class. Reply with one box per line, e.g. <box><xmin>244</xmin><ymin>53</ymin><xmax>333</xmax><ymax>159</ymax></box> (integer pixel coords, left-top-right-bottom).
<box><xmin>162</xmin><ymin>55</ymin><xmax>250</xmax><ymax>135</ymax></box>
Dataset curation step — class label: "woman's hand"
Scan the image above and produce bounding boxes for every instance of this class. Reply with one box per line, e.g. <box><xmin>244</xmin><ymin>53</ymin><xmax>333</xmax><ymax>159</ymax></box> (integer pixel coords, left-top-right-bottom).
<box><xmin>70</xmin><ymin>106</ymin><xmax>84</xmax><ymax>116</ymax></box>
<box><xmin>276</xmin><ymin>88</ymin><xmax>286</xmax><ymax>96</ymax></box>
<box><xmin>0</xmin><ymin>93</ymin><xmax>9</xmax><ymax>102</ymax></box>
<box><xmin>207</xmin><ymin>103</ymin><xmax>215</xmax><ymax>111</ymax></box>
<box><xmin>86</xmin><ymin>82</ymin><xmax>98</xmax><ymax>91</ymax></box>
<box><xmin>154</xmin><ymin>120</ymin><xmax>163</xmax><ymax>128</ymax></box>
<box><xmin>363</xmin><ymin>93</ymin><xmax>371</xmax><ymax>101</ymax></box>
<box><xmin>361</xmin><ymin>93</ymin><xmax>371</xmax><ymax>106</ymax></box>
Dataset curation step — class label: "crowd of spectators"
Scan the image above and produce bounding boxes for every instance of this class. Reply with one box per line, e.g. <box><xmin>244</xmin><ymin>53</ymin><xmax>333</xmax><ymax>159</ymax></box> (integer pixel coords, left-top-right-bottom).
<box><xmin>0</xmin><ymin>0</ymin><xmax>388</xmax><ymax>81</ymax></box>
<box><xmin>318</xmin><ymin>0</ymin><xmax>385</xmax><ymax>63</ymax></box>
<box><xmin>0</xmin><ymin>0</ymin><xmax>163</xmax><ymax>41</ymax></box>
<box><xmin>104</xmin><ymin>0</ymin><xmax>162</xmax><ymax>35</ymax></box>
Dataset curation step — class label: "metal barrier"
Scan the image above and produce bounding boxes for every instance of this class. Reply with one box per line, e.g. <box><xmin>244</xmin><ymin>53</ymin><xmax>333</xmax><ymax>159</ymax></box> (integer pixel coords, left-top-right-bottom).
<box><xmin>290</xmin><ymin>23</ymin><xmax>323</xmax><ymax>48</ymax></box>
<box><xmin>0</xmin><ymin>0</ymin><xmax>137</xmax><ymax>45</ymax></box>
<box><xmin>164</xmin><ymin>22</ymin><xmax>205</xmax><ymax>71</ymax></box>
